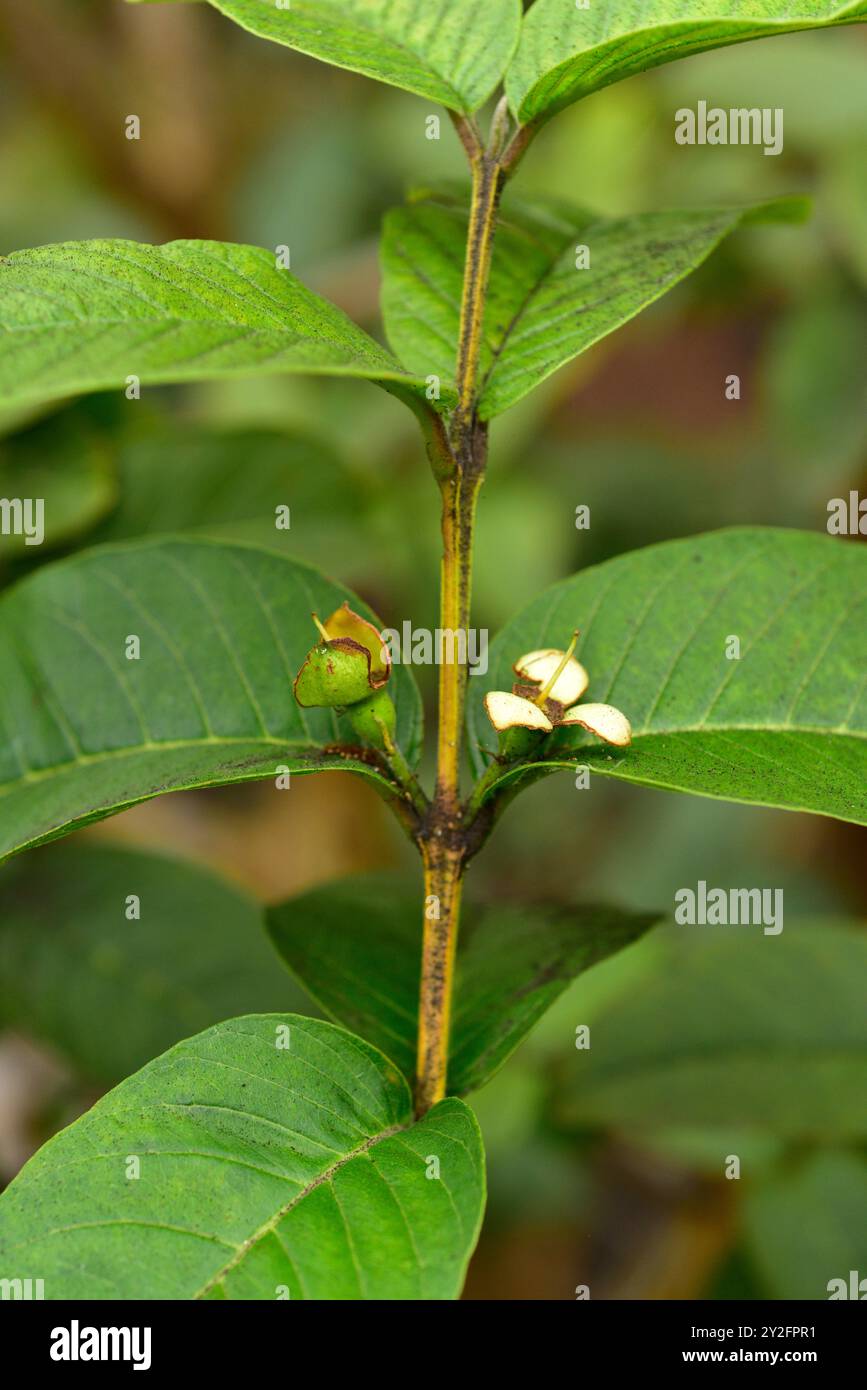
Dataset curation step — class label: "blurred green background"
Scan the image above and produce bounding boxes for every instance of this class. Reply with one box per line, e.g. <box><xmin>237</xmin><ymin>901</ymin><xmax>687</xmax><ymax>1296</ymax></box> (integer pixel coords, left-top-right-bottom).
<box><xmin>0</xmin><ymin>0</ymin><xmax>865</xmax><ymax>1299</ymax></box>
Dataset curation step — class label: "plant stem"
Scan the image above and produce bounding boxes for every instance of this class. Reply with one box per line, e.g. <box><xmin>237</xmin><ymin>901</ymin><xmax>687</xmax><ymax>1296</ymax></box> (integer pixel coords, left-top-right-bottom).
<box><xmin>414</xmin><ymin>466</ymin><xmax>482</xmax><ymax>1117</ymax></box>
<box><xmin>415</xmin><ymin>838</ymin><xmax>464</xmax><ymax>1116</ymax></box>
<box><xmin>432</xmin><ymin>459</ymin><xmax>484</xmax><ymax>807</ymax></box>
<box><xmin>454</xmin><ymin>159</ymin><xmax>504</xmax><ymax>427</ymax></box>
<box><xmin>435</xmin><ymin>144</ymin><xmax>503</xmax><ymax>807</ymax></box>
<box><xmin>414</xmin><ymin>145</ymin><xmax>504</xmax><ymax>1116</ymax></box>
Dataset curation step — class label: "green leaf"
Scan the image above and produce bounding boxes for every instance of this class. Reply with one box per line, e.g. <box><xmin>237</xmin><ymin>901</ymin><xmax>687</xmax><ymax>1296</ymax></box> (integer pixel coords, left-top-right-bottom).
<box><xmin>381</xmin><ymin>190</ymin><xmax>804</xmax><ymax>419</ymax></box>
<box><xmin>744</xmin><ymin>1150</ymin><xmax>867</xmax><ymax>1299</ymax></box>
<box><xmin>0</xmin><ymin>1015</ymin><xmax>485</xmax><ymax>1299</ymax></box>
<box><xmin>90</xmin><ymin>422</ymin><xmax>368</xmax><ymax>556</ymax></box>
<box><xmin>39</xmin><ymin>404</ymin><xmax>378</xmax><ymax>572</ymax></box>
<box><xmin>468</xmin><ymin>528</ymin><xmax>867</xmax><ymax>825</ymax></box>
<box><xmin>0</xmin><ymin>410</ymin><xmax>117</xmax><ymax>565</ymax></box>
<box><xmin>0</xmin><ymin>537</ymin><xmax>422</xmax><ymax>864</ymax></box>
<box><xmin>548</xmin><ymin>923</ymin><xmax>867</xmax><ymax>1140</ymax></box>
<box><xmin>0</xmin><ymin>239</ymin><xmax>443</xmax><ymax>415</ymax></box>
<box><xmin>267</xmin><ymin>874</ymin><xmax>658</xmax><ymax>1093</ymax></box>
<box><xmin>506</xmin><ymin>0</ymin><xmax>867</xmax><ymax>125</ymax></box>
<box><xmin>172</xmin><ymin>0</ymin><xmax>522</xmax><ymax>113</ymax></box>
<box><xmin>0</xmin><ymin>843</ymin><xmax>315</xmax><ymax>1085</ymax></box>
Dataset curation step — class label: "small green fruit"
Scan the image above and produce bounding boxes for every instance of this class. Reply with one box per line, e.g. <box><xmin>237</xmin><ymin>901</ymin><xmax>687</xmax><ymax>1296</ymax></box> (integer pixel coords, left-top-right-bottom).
<box><xmin>323</xmin><ymin>602</ymin><xmax>390</xmax><ymax>688</ymax></box>
<box><xmin>293</xmin><ymin>637</ymin><xmax>374</xmax><ymax>708</ymax></box>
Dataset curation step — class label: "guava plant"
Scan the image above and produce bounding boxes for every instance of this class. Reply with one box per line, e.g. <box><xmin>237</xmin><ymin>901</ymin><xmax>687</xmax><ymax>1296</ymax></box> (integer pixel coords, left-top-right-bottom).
<box><xmin>0</xmin><ymin>0</ymin><xmax>865</xmax><ymax>1301</ymax></box>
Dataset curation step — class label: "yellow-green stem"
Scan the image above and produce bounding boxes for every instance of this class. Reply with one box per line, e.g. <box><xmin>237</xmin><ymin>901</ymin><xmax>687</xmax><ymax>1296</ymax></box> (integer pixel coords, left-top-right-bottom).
<box><xmin>455</xmin><ymin>158</ymin><xmax>504</xmax><ymax>425</ymax></box>
<box><xmin>414</xmin><ymin>148</ymin><xmax>503</xmax><ymax>1116</ymax></box>
<box><xmin>415</xmin><ymin>840</ymin><xmax>464</xmax><ymax>1116</ymax></box>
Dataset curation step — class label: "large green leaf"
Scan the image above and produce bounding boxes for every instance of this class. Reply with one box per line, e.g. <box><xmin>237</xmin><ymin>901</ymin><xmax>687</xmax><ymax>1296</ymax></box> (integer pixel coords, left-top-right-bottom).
<box><xmin>0</xmin><ymin>537</ymin><xmax>422</xmax><ymax>863</ymax></box>
<box><xmin>0</xmin><ymin>843</ymin><xmax>315</xmax><ymax>1085</ymax></box>
<box><xmin>0</xmin><ymin>239</ymin><xmax>442</xmax><ymax>415</ymax></box>
<box><xmin>267</xmin><ymin>874</ymin><xmax>658</xmax><ymax>1093</ymax></box>
<box><xmin>0</xmin><ymin>1015</ymin><xmax>485</xmax><ymax>1299</ymax></box>
<box><xmin>745</xmin><ymin>1150</ymin><xmax>867</xmax><ymax>1299</ymax></box>
<box><xmin>381</xmin><ymin>191</ymin><xmax>803</xmax><ymax>418</ymax></box>
<box><xmin>548</xmin><ymin>923</ymin><xmax>867</xmax><ymax>1140</ymax></box>
<box><xmin>506</xmin><ymin>0</ymin><xmax>867</xmax><ymax>124</ymax></box>
<box><xmin>468</xmin><ymin>528</ymin><xmax>867</xmax><ymax>825</ymax></box>
<box><xmin>171</xmin><ymin>0</ymin><xmax>523</xmax><ymax>113</ymax></box>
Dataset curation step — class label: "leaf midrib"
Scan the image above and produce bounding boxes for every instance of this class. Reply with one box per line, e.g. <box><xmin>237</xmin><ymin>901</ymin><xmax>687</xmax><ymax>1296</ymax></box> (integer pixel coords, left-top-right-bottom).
<box><xmin>477</xmin><ymin>212</ymin><xmax>741</xmax><ymax>411</ymax></box>
<box><xmin>193</xmin><ymin>1119</ymin><xmax>408</xmax><ymax>1299</ymax></box>
<box><xmin>477</xmin><ymin>223</ymin><xmax>577</xmax><ymax>404</ymax></box>
<box><xmin>3</xmin><ymin>317</ymin><xmax>409</xmax><ymax>370</ymax></box>
<box><xmin>633</xmin><ymin>722</ymin><xmax>866</xmax><ymax>738</ymax></box>
<box><xmin>0</xmin><ymin>742</ymin><xmax>391</xmax><ymax>863</ymax></box>
<box><xmin>0</xmin><ymin>736</ymin><xmax>377</xmax><ymax>798</ymax></box>
<box><xmin>480</xmin><ymin>724</ymin><xmax>867</xmax><ymax>822</ymax></box>
<box><xmin>481</xmin><ymin>724</ymin><xmax>866</xmax><ymax>751</ymax></box>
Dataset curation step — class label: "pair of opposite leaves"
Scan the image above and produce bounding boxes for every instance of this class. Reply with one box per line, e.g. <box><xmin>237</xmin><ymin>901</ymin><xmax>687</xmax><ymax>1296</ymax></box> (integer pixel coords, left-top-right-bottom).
<box><xmin>11</xmin><ymin>0</ymin><xmax>858</xmax><ymax>421</ymax></box>
<box><xmin>133</xmin><ymin>2</ymin><xmax>867</xmax><ymax>123</ymax></box>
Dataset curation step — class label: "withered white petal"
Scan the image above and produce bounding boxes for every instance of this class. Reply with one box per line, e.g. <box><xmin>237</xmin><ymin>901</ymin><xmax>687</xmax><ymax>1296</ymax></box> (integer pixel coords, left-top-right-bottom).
<box><xmin>562</xmin><ymin>702</ymin><xmax>632</xmax><ymax>747</ymax></box>
<box><xmin>514</xmin><ymin>649</ymin><xmax>589</xmax><ymax>706</ymax></box>
<box><xmin>514</xmin><ymin>648</ymin><xmax>563</xmax><ymax>667</ymax></box>
<box><xmin>485</xmin><ymin>691</ymin><xmax>554</xmax><ymax>733</ymax></box>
